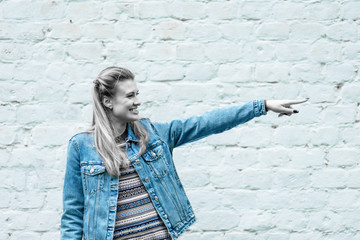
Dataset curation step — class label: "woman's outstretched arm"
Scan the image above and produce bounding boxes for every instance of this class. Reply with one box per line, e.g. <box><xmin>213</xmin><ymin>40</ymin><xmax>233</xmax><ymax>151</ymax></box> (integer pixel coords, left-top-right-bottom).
<box><xmin>151</xmin><ymin>98</ymin><xmax>308</xmax><ymax>150</ymax></box>
<box><xmin>152</xmin><ymin>99</ymin><xmax>266</xmax><ymax>149</ymax></box>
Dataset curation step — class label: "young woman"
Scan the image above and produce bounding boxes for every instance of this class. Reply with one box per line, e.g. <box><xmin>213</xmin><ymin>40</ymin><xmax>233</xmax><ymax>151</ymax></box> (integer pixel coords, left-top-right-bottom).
<box><xmin>60</xmin><ymin>66</ymin><xmax>308</xmax><ymax>240</ymax></box>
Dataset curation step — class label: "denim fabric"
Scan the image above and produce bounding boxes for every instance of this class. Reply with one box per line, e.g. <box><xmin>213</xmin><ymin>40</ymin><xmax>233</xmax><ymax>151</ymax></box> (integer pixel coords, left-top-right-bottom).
<box><xmin>61</xmin><ymin>99</ymin><xmax>267</xmax><ymax>240</ymax></box>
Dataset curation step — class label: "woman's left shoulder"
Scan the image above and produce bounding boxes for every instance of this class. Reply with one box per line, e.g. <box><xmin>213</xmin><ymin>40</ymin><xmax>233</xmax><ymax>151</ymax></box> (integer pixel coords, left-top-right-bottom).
<box><xmin>139</xmin><ymin>117</ymin><xmax>159</xmax><ymax>133</ymax></box>
<box><xmin>139</xmin><ymin>117</ymin><xmax>152</xmax><ymax>126</ymax></box>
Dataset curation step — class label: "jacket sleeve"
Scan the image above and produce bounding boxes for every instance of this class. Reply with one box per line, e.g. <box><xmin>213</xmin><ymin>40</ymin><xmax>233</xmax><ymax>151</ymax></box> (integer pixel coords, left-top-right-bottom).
<box><xmin>61</xmin><ymin>137</ymin><xmax>84</xmax><ymax>240</ymax></box>
<box><xmin>152</xmin><ymin>99</ymin><xmax>267</xmax><ymax>149</ymax></box>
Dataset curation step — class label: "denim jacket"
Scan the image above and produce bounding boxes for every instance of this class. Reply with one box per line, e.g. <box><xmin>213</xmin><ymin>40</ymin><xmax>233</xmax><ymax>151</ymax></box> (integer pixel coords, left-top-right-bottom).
<box><xmin>61</xmin><ymin>100</ymin><xmax>267</xmax><ymax>240</ymax></box>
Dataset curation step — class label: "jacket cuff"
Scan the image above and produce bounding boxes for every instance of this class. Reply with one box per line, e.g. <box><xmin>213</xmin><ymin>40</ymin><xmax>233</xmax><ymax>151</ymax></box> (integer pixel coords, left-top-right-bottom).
<box><xmin>253</xmin><ymin>99</ymin><xmax>267</xmax><ymax>117</ymax></box>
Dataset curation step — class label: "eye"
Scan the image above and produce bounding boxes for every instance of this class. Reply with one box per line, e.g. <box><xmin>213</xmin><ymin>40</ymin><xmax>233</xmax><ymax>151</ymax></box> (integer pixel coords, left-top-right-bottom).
<box><xmin>126</xmin><ymin>92</ymin><xmax>139</xmax><ymax>98</ymax></box>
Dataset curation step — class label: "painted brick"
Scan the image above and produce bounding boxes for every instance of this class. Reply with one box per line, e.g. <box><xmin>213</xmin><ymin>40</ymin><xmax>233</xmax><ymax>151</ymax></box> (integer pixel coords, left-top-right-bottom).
<box><xmin>32</xmin><ymin>42</ymin><xmax>65</xmax><ymax>62</ymax></box>
<box><xmin>276</xmin><ymin>43</ymin><xmax>309</xmax><ymax>61</ymax></box>
<box><xmin>242</xmin><ymin>42</ymin><xmax>275</xmax><ymax>62</ymax></box>
<box><xmin>239</xmin><ymin>210</ymin><xmax>274</xmax><ymax>231</ymax></box>
<box><xmin>68</xmin><ymin>2</ymin><xmax>99</xmax><ymax>20</ymax></box>
<box><xmin>305</xmin><ymin>2</ymin><xmax>340</xmax><ymax>20</ymax></box>
<box><xmin>115</xmin><ymin>22</ymin><xmax>152</xmax><ymax>40</ymax></box>
<box><xmin>290</xmin><ymin>63</ymin><xmax>322</xmax><ymax>83</ymax></box>
<box><xmin>326</xmin><ymin>22</ymin><xmax>358</xmax><ymax>42</ymax></box>
<box><xmin>310</xmin><ymin>40</ymin><xmax>342</xmax><ymax>63</ymax></box>
<box><xmin>290</xmin><ymin>23</ymin><xmax>324</xmax><ymax>42</ymax></box>
<box><xmin>140</xmin><ymin>43</ymin><xmax>175</xmax><ymax>61</ymax></box>
<box><xmin>341</xmin><ymin>1</ymin><xmax>360</xmax><ymax>20</ymax></box>
<box><xmin>148</xmin><ymin>63</ymin><xmax>184</xmax><ymax>81</ymax></box>
<box><xmin>272</xmin><ymin>210</ymin><xmax>308</xmax><ymax>231</ymax></box>
<box><xmin>1</xmin><ymin>0</ymin><xmax>65</xmax><ymax>20</ymax></box>
<box><xmin>0</xmin><ymin>23</ymin><xmax>47</xmax><ymax>41</ymax></box>
<box><xmin>186</xmin><ymin>23</ymin><xmax>221</xmax><ymax>42</ymax></box>
<box><xmin>139</xmin><ymin>2</ymin><xmax>171</xmax><ymax>19</ymax></box>
<box><xmin>310</xmin><ymin>169</ymin><xmax>347</xmax><ymax>188</ymax></box>
<box><xmin>240</xmin><ymin>2</ymin><xmax>272</xmax><ymax>20</ymax></box>
<box><xmin>176</xmin><ymin>43</ymin><xmax>205</xmax><ymax>61</ymax></box>
<box><xmin>255</xmin><ymin>63</ymin><xmax>290</xmax><ymax>83</ymax></box>
<box><xmin>187</xmin><ymin>190</ymin><xmax>223</xmax><ymax>211</ymax></box>
<box><xmin>218</xmin><ymin>63</ymin><xmax>253</xmax><ymax>83</ymax></box>
<box><xmin>0</xmin><ymin>189</ymin><xmax>11</xmax><ymax>209</ymax></box>
<box><xmin>205</xmin><ymin>43</ymin><xmax>241</xmax><ymax>63</ymax></box>
<box><xmin>327</xmin><ymin>148</ymin><xmax>360</xmax><ymax>168</ymax></box>
<box><xmin>67</xmin><ymin>43</ymin><xmax>103</xmax><ymax>60</ymax></box>
<box><xmin>273</xmin><ymin>169</ymin><xmax>310</xmax><ymax>189</ymax></box>
<box><xmin>153</xmin><ymin>20</ymin><xmax>185</xmax><ymax>40</ymax></box>
<box><xmin>206</xmin><ymin>2</ymin><xmax>238</xmax><ymax>20</ymax></box>
<box><xmin>288</xmin><ymin>148</ymin><xmax>324</xmax><ymax>168</ymax></box>
<box><xmin>1</xmin><ymin>0</ymin><xmax>360</xmax><ymax>239</ymax></box>
<box><xmin>309</xmin><ymin>127</ymin><xmax>339</xmax><ymax>146</ymax></box>
<box><xmin>197</xmin><ymin>210</ymin><xmax>240</xmax><ymax>230</ymax></box>
<box><xmin>184</xmin><ymin>63</ymin><xmax>216</xmax><ymax>82</ymax></box>
<box><xmin>49</xmin><ymin>22</ymin><xmax>82</xmax><ymax>40</ymax></box>
<box><xmin>102</xmin><ymin>2</ymin><xmax>135</xmax><ymax>20</ymax></box>
<box><xmin>324</xmin><ymin>63</ymin><xmax>356</xmax><ymax>83</ymax></box>
<box><xmin>220</xmin><ymin>23</ymin><xmax>254</xmax><ymax>41</ymax></box>
<box><xmin>273</xmin><ymin>126</ymin><xmax>310</xmax><ymax>146</ymax></box>
<box><xmin>273</xmin><ymin>2</ymin><xmax>305</xmax><ymax>20</ymax></box>
<box><xmin>321</xmin><ymin>104</ymin><xmax>357</xmax><ymax>124</ymax></box>
<box><xmin>257</xmin><ymin>23</ymin><xmax>289</xmax><ymax>41</ymax></box>
<box><xmin>171</xmin><ymin>1</ymin><xmax>206</xmax><ymax>20</ymax></box>
<box><xmin>0</xmin><ymin>43</ymin><xmax>33</xmax><ymax>61</ymax></box>
<box><xmin>341</xmin><ymin>126</ymin><xmax>360</xmax><ymax>146</ymax></box>
<box><xmin>26</xmin><ymin>211</ymin><xmax>60</xmax><ymax>231</ymax></box>
<box><xmin>82</xmin><ymin>22</ymin><xmax>115</xmax><ymax>39</ymax></box>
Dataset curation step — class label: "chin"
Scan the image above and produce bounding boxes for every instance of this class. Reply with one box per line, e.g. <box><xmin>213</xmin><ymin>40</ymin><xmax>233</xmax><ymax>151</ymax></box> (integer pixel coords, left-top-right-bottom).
<box><xmin>127</xmin><ymin>116</ymin><xmax>140</xmax><ymax>122</ymax></box>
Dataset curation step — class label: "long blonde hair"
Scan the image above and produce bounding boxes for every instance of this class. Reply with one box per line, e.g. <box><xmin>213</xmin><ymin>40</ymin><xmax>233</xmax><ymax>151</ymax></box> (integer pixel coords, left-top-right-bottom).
<box><xmin>86</xmin><ymin>66</ymin><xmax>149</xmax><ymax>176</ymax></box>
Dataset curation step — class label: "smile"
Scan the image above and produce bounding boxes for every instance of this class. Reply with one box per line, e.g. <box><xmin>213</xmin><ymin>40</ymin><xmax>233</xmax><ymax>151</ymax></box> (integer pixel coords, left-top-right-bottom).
<box><xmin>129</xmin><ymin>108</ymin><xmax>139</xmax><ymax>114</ymax></box>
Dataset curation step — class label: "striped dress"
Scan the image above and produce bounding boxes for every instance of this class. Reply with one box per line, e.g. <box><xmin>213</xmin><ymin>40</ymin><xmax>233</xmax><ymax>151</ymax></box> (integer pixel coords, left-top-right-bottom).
<box><xmin>113</xmin><ymin>137</ymin><xmax>172</xmax><ymax>240</ymax></box>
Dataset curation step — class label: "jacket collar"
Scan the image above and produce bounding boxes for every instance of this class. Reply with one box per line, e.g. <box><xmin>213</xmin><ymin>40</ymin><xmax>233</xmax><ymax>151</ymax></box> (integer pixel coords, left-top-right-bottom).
<box><xmin>127</xmin><ymin>122</ymin><xmax>140</xmax><ymax>142</ymax></box>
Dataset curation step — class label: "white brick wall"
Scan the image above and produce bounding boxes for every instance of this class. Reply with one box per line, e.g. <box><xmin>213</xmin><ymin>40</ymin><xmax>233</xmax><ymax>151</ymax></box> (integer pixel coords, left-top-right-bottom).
<box><xmin>1</xmin><ymin>0</ymin><xmax>359</xmax><ymax>239</ymax></box>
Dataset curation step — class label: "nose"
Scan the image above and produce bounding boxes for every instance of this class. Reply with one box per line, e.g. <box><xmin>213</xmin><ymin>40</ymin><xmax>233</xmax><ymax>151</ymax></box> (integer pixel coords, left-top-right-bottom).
<box><xmin>133</xmin><ymin>96</ymin><xmax>141</xmax><ymax>106</ymax></box>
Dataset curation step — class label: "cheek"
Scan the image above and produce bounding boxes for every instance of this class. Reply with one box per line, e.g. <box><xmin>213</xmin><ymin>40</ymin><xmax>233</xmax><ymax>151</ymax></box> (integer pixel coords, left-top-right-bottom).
<box><xmin>112</xmin><ymin>104</ymin><xmax>131</xmax><ymax>116</ymax></box>
<box><xmin>112</xmin><ymin>105</ymin><xmax>125</xmax><ymax>114</ymax></box>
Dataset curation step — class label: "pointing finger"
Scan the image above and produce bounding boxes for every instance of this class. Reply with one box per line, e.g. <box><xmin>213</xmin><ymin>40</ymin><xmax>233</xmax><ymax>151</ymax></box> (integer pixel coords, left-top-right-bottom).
<box><xmin>282</xmin><ymin>98</ymin><xmax>309</xmax><ymax>105</ymax></box>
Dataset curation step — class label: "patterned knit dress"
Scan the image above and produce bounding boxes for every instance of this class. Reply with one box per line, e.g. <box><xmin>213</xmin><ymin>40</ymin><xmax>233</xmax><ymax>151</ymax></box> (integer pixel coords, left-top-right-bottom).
<box><xmin>113</xmin><ymin>134</ymin><xmax>172</xmax><ymax>240</ymax></box>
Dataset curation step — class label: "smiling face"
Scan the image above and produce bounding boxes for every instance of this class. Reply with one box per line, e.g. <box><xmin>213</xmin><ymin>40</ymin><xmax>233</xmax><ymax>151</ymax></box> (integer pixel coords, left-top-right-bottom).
<box><xmin>103</xmin><ymin>79</ymin><xmax>141</xmax><ymax>125</ymax></box>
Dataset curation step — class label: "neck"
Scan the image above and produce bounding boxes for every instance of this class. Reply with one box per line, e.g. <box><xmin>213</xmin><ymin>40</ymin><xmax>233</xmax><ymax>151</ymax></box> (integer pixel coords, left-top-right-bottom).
<box><xmin>112</xmin><ymin>121</ymin><xmax>128</xmax><ymax>137</ymax></box>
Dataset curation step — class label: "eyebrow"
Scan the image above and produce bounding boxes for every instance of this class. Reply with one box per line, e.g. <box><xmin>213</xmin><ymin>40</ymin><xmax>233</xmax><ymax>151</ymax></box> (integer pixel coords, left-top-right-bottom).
<box><xmin>125</xmin><ymin>90</ymin><xmax>139</xmax><ymax>95</ymax></box>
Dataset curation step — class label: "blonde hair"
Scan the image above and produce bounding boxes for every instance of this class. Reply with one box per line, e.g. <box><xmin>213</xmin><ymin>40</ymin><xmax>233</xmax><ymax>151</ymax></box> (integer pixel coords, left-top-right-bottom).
<box><xmin>86</xmin><ymin>66</ymin><xmax>149</xmax><ymax>176</ymax></box>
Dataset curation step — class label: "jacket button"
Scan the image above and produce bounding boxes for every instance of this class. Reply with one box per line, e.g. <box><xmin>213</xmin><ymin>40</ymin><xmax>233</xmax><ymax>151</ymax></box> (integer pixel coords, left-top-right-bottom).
<box><xmin>145</xmin><ymin>177</ymin><xmax>149</xmax><ymax>182</ymax></box>
<box><xmin>127</xmin><ymin>142</ymin><xmax>131</xmax><ymax>147</ymax></box>
<box><xmin>90</xmin><ymin>167</ymin><xmax>94</xmax><ymax>174</ymax></box>
<box><xmin>175</xmin><ymin>233</ymin><xmax>178</xmax><ymax>237</ymax></box>
<box><xmin>151</xmin><ymin>151</ymin><xmax>156</xmax><ymax>157</ymax></box>
<box><xmin>154</xmin><ymin>196</ymin><xmax>158</xmax><ymax>201</ymax></box>
<box><xmin>164</xmin><ymin>214</ymin><xmax>167</xmax><ymax>219</ymax></box>
<box><xmin>136</xmin><ymin>160</ymin><xmax>140</xmax><ymax>164</ymax></box>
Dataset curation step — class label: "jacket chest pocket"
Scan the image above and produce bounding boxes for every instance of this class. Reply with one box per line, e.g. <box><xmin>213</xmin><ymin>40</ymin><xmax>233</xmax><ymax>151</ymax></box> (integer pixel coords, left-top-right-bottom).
<box><xmin>81</xmin><ymin>164</ymin><xmax>106</xmax><ymax>194</ymax></box>
<box><xmin>143</xmin><ymin>145</ymin><xmax>168</xmax><ymax>178</ymax></box>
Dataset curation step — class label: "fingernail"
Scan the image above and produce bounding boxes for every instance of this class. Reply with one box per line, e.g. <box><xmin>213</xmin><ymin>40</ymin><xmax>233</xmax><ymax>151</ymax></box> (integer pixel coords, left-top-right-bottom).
<box><xmin>293</xmin><ymin>110</ymin><xmax>299</xmax><ymax>113</ymax></box>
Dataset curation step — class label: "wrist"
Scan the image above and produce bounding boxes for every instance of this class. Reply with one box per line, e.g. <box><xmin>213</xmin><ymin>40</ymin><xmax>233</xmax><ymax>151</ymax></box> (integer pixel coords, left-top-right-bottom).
<box><xmin>264</xmin><ymin>100</ymin><xmax>268</xmax><ymax>112</ymax></box>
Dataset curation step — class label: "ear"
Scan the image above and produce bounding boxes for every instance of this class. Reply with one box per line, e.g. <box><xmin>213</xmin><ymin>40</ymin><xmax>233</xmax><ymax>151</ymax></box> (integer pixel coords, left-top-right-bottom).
<box><xmin>102</xmin><ymin>96</ymin><xmax>113</xmax><ymax>109</ymax></box>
